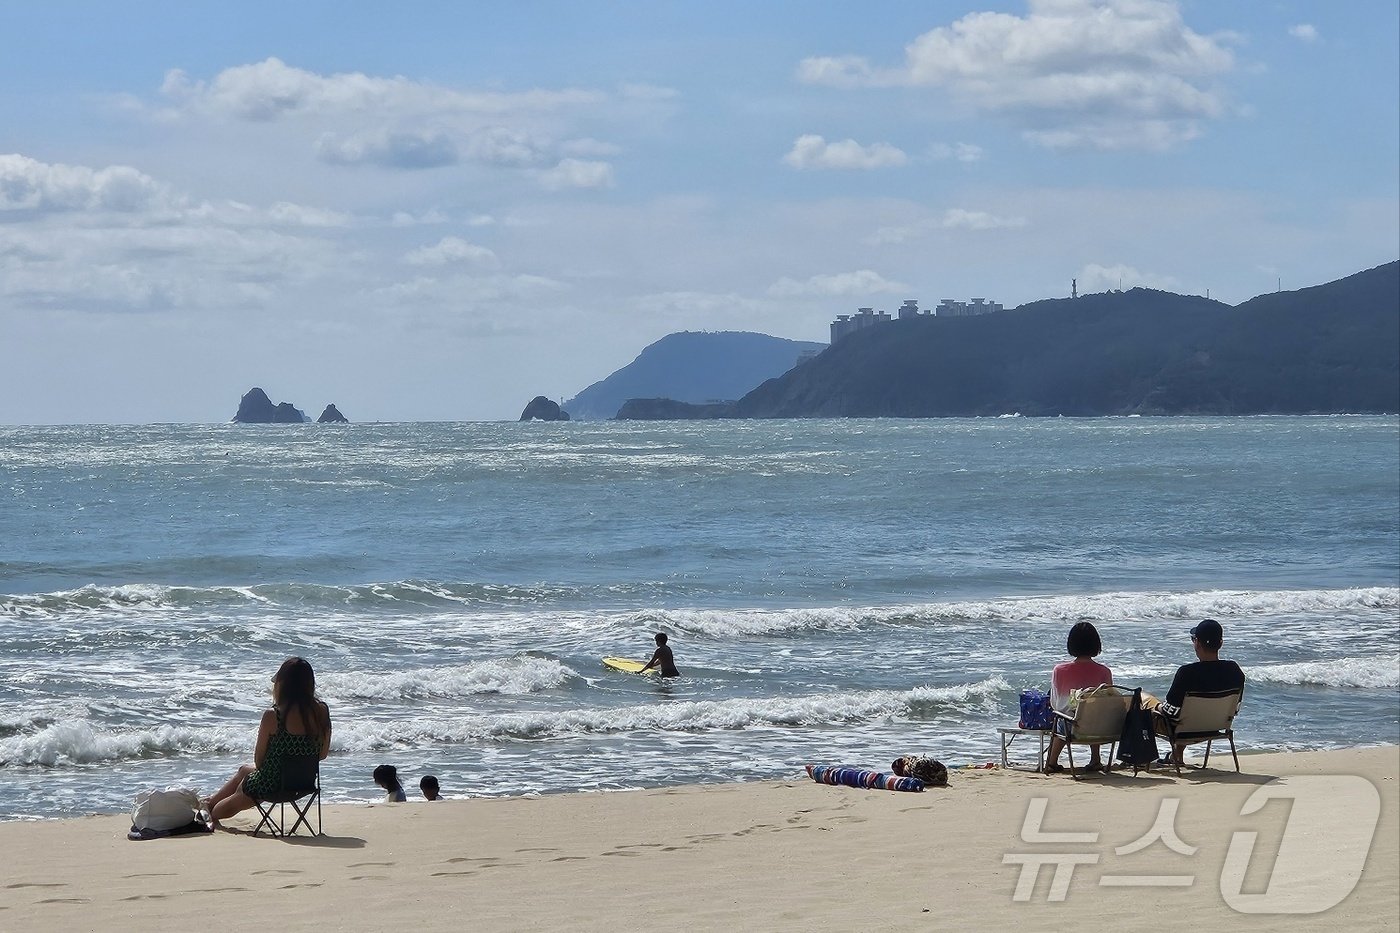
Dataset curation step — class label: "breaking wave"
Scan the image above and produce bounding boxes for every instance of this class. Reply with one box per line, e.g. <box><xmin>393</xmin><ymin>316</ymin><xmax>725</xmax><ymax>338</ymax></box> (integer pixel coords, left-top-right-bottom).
<box><xmin>642</xmin><ymin>588</ymin><xmax>1400</xmax><ymax>637</ymax></box>
<box><xmin>1247</xmin><ymin>656</ymin><xmax>1399</xmax><ymax>690</ymax></box>
<box><xmin>0</xmin><ymin>678</ymin><xmax>1006</xmax><ymax>767</ymax></box>
<box><xmin>318</xmin><ymin>657</ymin><xmax>577</xmax><ymax>700</ymax></box>
<box><xmin>0</xmin><ymin>579</ymin><xmax>597</xmax><ymax>621</ymax></box>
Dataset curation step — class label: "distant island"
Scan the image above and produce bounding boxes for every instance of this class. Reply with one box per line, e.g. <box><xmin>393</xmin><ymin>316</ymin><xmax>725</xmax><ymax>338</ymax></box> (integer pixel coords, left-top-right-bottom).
<box><xmin>232</xmin><ymin>388</ymin><xmax>350</xmax><ymax>423</ymax></box>
<box><xmin>615</xmin><ymin>261</ymin><xmax>1398</xmax><ymax>419</ymax></box>
<box><xmin>565</xmin><ymin>331</ymin><xmax>825</xmax><ymax>420</ymax></box>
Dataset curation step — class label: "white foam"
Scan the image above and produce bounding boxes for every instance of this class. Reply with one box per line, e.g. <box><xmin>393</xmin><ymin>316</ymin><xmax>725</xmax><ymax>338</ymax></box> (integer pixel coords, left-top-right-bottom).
<box><xmin>0</xmin><ymin>720</ymin><xmax>243</xmax><ymax>768</ymax></box>
<box><xmin>330</xmin><ymin>677</ymin><xmax>1010</xmax><ymax>748</ymax></box>
<box><xmin>645</xmin><ymin>588</ymin><xmax>1400</xmax><ymax>638</ymax></box>
<box><xmin>1246</xmin><ymin>656</ymin><xmax>1400</xmax><ymax>689</ymax></box>
<box><xmin>318</xmin><ymin>657</ymin><xmax>576</xmax><ymax>700</ymax></box>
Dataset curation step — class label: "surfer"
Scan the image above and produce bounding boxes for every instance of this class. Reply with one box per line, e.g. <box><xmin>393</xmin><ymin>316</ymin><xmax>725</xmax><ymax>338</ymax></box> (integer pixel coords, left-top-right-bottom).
<box><xmin>638</xmin><ymin>632</ymin><xmax>681</xmax><ymax>677</ymax></box>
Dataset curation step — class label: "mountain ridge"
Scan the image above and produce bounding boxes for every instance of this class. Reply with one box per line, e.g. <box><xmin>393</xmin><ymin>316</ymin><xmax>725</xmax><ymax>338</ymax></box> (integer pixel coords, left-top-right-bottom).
<box><xmin>615</xmin><ymin>261</ymin><xmax>1398</xmax><ymax>419</ymax></box>
<box><xmin>564</xmin><ymin>330</ymin><xmax>825</xmax><ymax>420</ymax></box>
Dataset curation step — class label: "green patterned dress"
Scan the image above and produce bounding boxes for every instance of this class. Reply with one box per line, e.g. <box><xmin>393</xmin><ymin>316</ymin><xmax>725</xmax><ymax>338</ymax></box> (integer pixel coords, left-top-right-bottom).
<box><xmin>241</xmin><ymin>707</ymin><xmax>322</xmax><ymax>800</ymax></box>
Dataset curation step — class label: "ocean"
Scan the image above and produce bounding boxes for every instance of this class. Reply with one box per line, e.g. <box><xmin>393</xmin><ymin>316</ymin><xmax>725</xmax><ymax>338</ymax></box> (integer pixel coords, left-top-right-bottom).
<box><xmin>1</xmin><ymin>416</ymin><xmax>1397</xmax><ymax>820</ymax></box>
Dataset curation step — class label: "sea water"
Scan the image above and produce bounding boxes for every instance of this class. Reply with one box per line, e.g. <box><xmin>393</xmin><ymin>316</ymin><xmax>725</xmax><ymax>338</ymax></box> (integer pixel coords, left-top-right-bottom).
<box><xmin>1</xmin><ymin>417</ymin><xmax>1396</xmax><ymax>820</ymax></box>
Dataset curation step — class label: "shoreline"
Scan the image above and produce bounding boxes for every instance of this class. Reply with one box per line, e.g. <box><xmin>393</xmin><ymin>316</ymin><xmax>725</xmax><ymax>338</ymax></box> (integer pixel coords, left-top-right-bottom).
<box><xmin>2</xmin><ymin>745</ymin><xmax>1395</xmax><ymax>931</ymax></box>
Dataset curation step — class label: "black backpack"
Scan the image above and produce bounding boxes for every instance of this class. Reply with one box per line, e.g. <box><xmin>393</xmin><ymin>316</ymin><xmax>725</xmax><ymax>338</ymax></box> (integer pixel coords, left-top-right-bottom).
<box><xmin>1116</xmin><ymin>688</ymin><xmax>1159</xmax><ymax>771</ymax></box>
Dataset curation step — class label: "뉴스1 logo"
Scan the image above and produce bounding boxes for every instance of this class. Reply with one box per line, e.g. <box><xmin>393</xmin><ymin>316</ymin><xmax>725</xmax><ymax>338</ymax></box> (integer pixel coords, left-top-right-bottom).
<box><xmin>1003</xmin><ymin>774</ymin><xmax>1382</xmax><ymax>914</ymax></box>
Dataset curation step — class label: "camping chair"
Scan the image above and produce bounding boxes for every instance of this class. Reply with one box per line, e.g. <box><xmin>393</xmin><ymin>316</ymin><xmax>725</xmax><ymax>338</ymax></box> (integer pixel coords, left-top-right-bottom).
<box><xmin>251</xmin><ymin>755</ymin><xmax>321</xmax><ymax>837</ymax></box>
<box><xmin>1159</xmin><ymin>687</ymin><xmax>1244</xmax><ymax>776</ymax></box>
<box><xmin>1052</xmin><ymin>685</ymin><xmax>1132</xmax><ymax>781</ymax></box>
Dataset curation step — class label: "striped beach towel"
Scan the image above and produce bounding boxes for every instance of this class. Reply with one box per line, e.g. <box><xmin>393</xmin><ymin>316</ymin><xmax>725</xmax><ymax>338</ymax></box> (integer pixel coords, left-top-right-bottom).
<box><xmin>805</xmin><ymin>764</ymin><xmax>924</xmax><ymax>792</ymax></box>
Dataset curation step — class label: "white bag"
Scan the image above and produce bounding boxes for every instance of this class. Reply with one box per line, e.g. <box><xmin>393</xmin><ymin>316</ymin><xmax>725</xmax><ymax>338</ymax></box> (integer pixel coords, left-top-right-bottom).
<box><xmin>132</xmin><ymin>787</ymin><xmax>202</xmax><ymax>831</ymax></box>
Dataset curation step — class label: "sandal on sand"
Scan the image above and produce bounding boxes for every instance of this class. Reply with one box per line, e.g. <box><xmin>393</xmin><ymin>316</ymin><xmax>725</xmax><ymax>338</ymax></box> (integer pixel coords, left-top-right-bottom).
<box><xmin>1043</xmin><ymin>762</ymin><xmax>1065</xmax><ymax>774</ymax></box>
<box><xmin>1083</xmin><ymin>762</ymin><xmax>1104</xmax><ymax>772</ymax></box>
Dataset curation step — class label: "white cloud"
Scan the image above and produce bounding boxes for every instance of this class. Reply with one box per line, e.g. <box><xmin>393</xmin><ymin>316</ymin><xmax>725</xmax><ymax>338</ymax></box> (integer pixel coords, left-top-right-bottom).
<box><xmin>0</xmin><ymin>154</ymin><xmax>359</xmax><ymax>314</ymax></box>
<box><xmin>390</xmin><ymin>209</ymin><xmax>451</xmax><ymax>227</ymax></box>
<box><xmin>1288</xmin><ymin>23</ymin><xmax>1319</xmax><ymax>42</ymax></box>
<box><xmin>782</xmin><ymin>135</ymin><xmax>908</xmax><ymax>170</ymax></box>
<box><xmin>461</xmin><ymin>126</ymin><xmax>550</xmax><ymax>167</ymax></box>
<box><xmin>373</xmin><ymin>272</ymin><xmax>562</xmax><ymax>307</ymax></box>
<box><xmin>797</xmin><ymin>0</ymin><xmax>1236</xmax><ymax>150</ymax></box>
<box><xmin>767</xmin><ymin>269</ymin><xmax>908</xmax><ymax>297</ymax></box>
<box><xmin>403</xmin><ymin>236</ymin><xmax>500</xmax><ymax>270</ymax></box>
<box><xmin>1077</xmin><ymin>262</ymin><xmax>1179</xmax><ymax>292</ymax></box>
<box><xmin>0</xmin><ymin>221</ymin><xmax>345</xmax><ymax>314</ymax></box>
<box><xmin>538</xmin><ymin>159</ymin><xmax>615</xmax><ymax>190</ymax></box>
<box><xmin>160</xmin><ymin>57</ymin><xmax>602</xmax><ymax>121</ymax></box>
<box><xmin>0</xmin><ymin>153</ymin><xmax>173</xmax><ymax>213</ymax></box>
<box><xmin>868</xmin><ymin>208</ymin><xmax>1027</xmax><ymax>244</ymax></box>
<box><xmin>316</xmin><ymin>129</ymin><xmax>459</xmax><ymax>168</ymax></box>
<box><xmin>928</xmin><ymin>142</ymin><xmax>984</xmax><ymax>163</ymax></box>
<box><xmin>264</xmin><ymin>201</ymin><xmax>352</xmax><ymax>228</ymax></box>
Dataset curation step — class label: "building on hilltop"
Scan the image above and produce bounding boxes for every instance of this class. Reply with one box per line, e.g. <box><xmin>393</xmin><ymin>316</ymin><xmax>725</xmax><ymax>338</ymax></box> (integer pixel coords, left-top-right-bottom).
<box><xmin>897</xmin><ymin>299</ymin><xmax>931</xmax><ymax>320</ymax></box>
<box><xmin>830</xmin><ymin>306</ymin><xmax>891</xmax><ymax>343</ymax></box>
<box><xmin>829</xmin><ymin>296</ymin><xmax>1003</xmax><ymax>343</ymax></box>
<box><xmin>935</xmin><ymin>297</ymin><xmax>1003</xmax><ymax>317</ymax></box>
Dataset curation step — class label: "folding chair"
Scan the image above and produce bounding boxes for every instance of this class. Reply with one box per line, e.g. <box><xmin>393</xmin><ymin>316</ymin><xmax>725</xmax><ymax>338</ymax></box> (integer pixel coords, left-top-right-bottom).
<box><xmin>251</xmin><ymin>754</ymin><xmax>321</xmax><ymax>837</ymax></box>
<box><xmin>1051</xmin><ymin>684</ymin><xmax>1132</xmax><ymax>781</ymax></box>
<box><xmin>1160</xmin><ymin>687</ymin><xmax>1244</xmax><ymax>776</ymax></box>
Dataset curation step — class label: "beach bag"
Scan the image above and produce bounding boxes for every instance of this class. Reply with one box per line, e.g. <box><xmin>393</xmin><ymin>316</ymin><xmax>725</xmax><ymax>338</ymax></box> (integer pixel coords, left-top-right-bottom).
<box><xmin>132</xmin><ymin>787</ymin><xmax>202</xmax><ymax>832</ymax></box>
<box><xmin>1116</xmin><ymin>688</ymin><xmax>1159</xmax><ymax>769</ymax></box>
<box><xmin>1019</xmin><ymin>689</ymin><xmax>1054</xmax><ymax>730</ymax></box>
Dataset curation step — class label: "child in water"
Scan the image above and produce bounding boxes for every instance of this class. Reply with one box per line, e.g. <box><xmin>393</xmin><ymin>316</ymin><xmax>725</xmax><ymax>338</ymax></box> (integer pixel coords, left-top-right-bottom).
<box><xmin>373</xmin><ymin>764</ymin><xmax>407</xmax><ymax>802</ymax></box>
<box><xmin>419</xmin><ymin>775</ymin><xmax>441</xmax><ymax>801</ymax></box>
<box><xmin>638</xmin><ymin>632</ymin><xmax>680</xmax><ymax>677</ymax></box>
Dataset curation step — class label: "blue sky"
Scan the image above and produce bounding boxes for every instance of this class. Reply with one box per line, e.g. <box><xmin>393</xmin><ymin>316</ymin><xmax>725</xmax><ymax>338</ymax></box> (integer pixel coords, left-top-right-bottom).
<box><xmin>2</xmin><ymin>0</ymin><xmax>1396</xmax><ymax>422</ymax></box>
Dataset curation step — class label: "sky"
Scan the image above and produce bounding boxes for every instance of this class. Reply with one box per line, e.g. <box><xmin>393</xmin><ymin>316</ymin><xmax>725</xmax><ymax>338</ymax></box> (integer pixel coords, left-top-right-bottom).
<box><xmin>1</xmin><ymin>0</ymin><xmax>1396</xmax><ymax>424</ymax></box>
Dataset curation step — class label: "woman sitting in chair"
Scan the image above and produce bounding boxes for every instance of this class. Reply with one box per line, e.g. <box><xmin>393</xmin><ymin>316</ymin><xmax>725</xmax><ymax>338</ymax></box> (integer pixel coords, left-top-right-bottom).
<box><xmin>1043</xmin><ymin>622</ymin><xmax>1112</xmax><ymax>774</ymax></box>
<box><xmin>205</xmin><ymin>656</ymin><xmax>332</xmax><ymax>830</ymax></box>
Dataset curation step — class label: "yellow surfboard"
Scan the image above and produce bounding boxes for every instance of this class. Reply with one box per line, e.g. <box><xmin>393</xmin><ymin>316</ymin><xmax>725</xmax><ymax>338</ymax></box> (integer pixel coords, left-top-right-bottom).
<box><xmin>602</xmin><ymin>657</ymin><xmax>655</xmax><ymax>675</ymax></box>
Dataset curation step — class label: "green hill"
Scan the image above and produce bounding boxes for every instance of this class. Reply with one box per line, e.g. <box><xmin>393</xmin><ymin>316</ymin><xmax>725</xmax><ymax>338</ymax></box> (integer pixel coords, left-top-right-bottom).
<box><xmin>727</xmin><ymin>262</ymin><xmax>1398</xmax><ymax>418</ymax></box>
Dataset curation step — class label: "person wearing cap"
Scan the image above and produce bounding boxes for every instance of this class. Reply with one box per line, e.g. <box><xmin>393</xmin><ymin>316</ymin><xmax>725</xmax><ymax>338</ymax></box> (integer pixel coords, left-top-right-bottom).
<box><xmin>1149</xmin><ymin>619</ymin><xmax>1245</xmax><ymax>765</ymax></box>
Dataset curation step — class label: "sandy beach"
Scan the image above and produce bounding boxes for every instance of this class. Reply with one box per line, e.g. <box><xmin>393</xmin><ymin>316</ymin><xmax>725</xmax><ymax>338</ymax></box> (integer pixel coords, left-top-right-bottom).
<box><xmin>1</xmin><ymin>745</ymin><xmax>1395</xmax><ymax>931</ymax></box>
